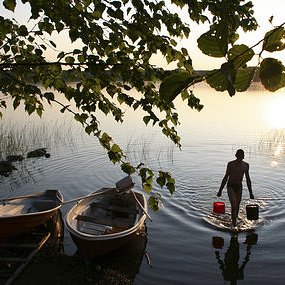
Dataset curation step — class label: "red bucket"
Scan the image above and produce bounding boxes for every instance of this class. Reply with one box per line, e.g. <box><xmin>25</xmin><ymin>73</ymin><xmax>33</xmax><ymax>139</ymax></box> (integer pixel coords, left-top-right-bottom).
<box><xmin>213</xmin><ymin>201</ymin><xmax>225</xmax><ymax>214</ymax></box>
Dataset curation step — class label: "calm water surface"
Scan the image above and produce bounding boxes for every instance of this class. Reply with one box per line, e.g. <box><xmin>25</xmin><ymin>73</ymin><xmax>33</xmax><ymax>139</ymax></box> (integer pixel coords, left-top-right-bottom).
<box><xmin>1</xmin><ymin>83</ymin><xmax>285</xmax><ymax>284</ymax></box>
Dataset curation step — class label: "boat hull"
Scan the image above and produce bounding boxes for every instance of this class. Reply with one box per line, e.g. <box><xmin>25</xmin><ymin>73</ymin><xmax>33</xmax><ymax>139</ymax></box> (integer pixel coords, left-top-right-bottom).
<box><xmin>65</xmin><ymin>188</ymin><xmax>147</xmax><ymax>259</ymax></box>
<box><xmin>0</xmin><ymin>190</ymin><xmax>63</xmax><ymax>242</ymax></box>
<box><xmin>70</xmin><ymin>224</ymin><xmax>143</xmax><ymax>259</ymax></box>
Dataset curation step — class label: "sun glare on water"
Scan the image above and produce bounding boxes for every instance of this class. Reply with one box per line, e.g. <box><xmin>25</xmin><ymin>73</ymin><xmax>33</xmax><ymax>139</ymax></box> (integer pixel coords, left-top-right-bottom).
<box><xmin>267</xmin><ymin>94</ymin><xmax>285</xmax><ymax>129</ymax></box>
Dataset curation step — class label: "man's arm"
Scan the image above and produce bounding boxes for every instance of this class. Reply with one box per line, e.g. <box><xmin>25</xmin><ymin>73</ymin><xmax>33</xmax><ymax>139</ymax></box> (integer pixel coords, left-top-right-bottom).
<box><xmin>245</xmin><ymin>164</ymin><xmax>254</xmax><ymax>199</ymax></box>
<box><xmin>217</xmin><ymin>164</ymin><xmax>229</xmax><ymax>196</ymax></box>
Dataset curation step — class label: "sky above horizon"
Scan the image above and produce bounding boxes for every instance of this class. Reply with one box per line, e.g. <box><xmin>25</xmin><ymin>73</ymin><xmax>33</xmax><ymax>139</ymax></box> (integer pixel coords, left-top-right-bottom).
<box><xmin>0</xmin><ymin>0</ymin><xmax>284</xmax><ymax>70</ymax></box>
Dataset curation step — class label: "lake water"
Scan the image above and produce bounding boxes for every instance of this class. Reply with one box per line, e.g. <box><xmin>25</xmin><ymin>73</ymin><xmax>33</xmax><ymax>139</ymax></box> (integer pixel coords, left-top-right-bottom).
<box><xmin>1</xmin><ymin>83</ymin><xmax>285</xmax><ymax>284</ymax></box>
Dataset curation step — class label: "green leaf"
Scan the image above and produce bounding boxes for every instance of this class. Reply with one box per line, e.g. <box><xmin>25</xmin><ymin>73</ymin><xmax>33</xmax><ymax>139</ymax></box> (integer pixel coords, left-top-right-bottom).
<box><xmin>43</xmin><ymin>92</ymin><xmax>54</xmax><ymax>104</ymax></box>
<box><xmin>111</xmin><ymin>1</ymin><xmax>121</xmax><ymax>9</ymax></box>
<box><xmin>74</xmin><ymin>113</ymin><xmax>88</xmax><ymax>125</ymax></box>
<box><xmin>85</xmin><ymin>124</ymin><xmax>98</xmax><ymax>135</ymax></box>
<box><xmin>156</xmin><ymin>176</ymin><xmax>166</xmax><ymax>188</ymax></box>
<box><xmin>98</xmin><ymin>132</ymin><xmax>112</xmax><ymax>149</ymax></box>
<box><xmin>234</xmin><ymin>67</ymin><xmax>256</xmax><ymax>92</ymax></box>
<box><xmin>263</xmin><ymin>27</ymin><xmax>285</xmax><ymax>52</ymax></box>
<box><xmin>108</xmin><ymin>147</ymin><xmax>122</xmax><ymax>163</ymax></box>
<box><xmin>111</xmin><ymin>144</ymin><xmax>122</xmax><ymax>153</ymax></box>
<box><xmin>206</xmin><ymin>67</ymin><xmax>228</xmax><ymax>92</ymax></box>
<box><xmin>207</xmin><ymin>65</ymin><xmax>256</xmax><ymax>94</ymax></box>
<box><xmin>57</xmin><ymin>51</ymin><xmax>65</xmax><ymax>60</ymax></box>
<box><xmin>36</xmin><ymin>107</ymin><xmax>43</xmax><ymax>117</ymax></box>
<box><xmin>143</xmin><ymin>116</ymin><xmax>151</xmax><ymax>125</ymax></box>
<box><xmin>19</xmin><ymin>25</ymin><xmax>28</xmax><ymax>36</ymax></box>
<box><xmin>166</xmin><ymin>175</ymin><xmax>175</xmax><ymax>184</ymax></box>
<box><xmin>148</xmin><ymin>195</ymin><xmax>160</xmax><ymax>211</ymax></box>
<box><xmin>259</xmin><ymin>58</ymin><xmax>285</xmax><ymax>91</ymax></box>
<box><xmin>117</xmin><ymin>93</ymin><xmax>128</xmax><ymax>104</ymax></box>
<box><xmin>121</xmin><ymin>162</ymin><xmax>135</xmax><ymax>174</ymax></box>
<box><xmin>13</xmin><ymin>97</ymin><xmax>20</xmax><ymax>110</ymax></box>
<box><xmin>197</xmin><ymin>29</ymin><xmax>228</xmax><ymax>57</ymax></box>
<box><xmin>143</xmin><ymin>183</ymin><xmax>152</xmax><ymax>193</ymax></box>
<box><xmin>65</xmin><ymin>56</ymin><xmax>75</xmax><ymax>64</ymax></box>
<box><xmin>187</xmin><ymin>91</ymin><xmax>203</xmax><ymax>111</ymax></box>
<box><xmin>38</xmin><ymin>21</ymin><xmax>54</xmax><ymax>35</ymax></box>
<box><xmin>3</xmin><ymin>0</ymin><xmax>16</xmax><ymax>11</ymax></box>
<box><xmin>166</xmin><ymin>182</ymin><xmax>175</xmax><ymax>195</ymax></box>
<box><xmin>228</xmin><ymin>44</ymin><xmax>254</xmax><ymax>68</ymax></box>
<box><xmin>159</xmin><ymin>71</ymin><xmax>198</xmax><ymax>103</ymax></box>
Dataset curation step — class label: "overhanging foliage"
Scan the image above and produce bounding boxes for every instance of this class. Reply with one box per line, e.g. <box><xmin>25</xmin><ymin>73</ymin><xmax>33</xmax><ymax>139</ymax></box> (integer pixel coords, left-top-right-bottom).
<box><xmin>0</xmin><ymin>0</ymin><xmax>284</xmax><ymax>209</ymax></box>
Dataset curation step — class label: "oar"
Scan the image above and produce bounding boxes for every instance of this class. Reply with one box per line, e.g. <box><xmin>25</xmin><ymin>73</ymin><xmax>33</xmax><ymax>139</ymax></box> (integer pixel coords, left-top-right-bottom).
<box><xmin>131</xmin><ymin>190</ymin><xmax>153</xmax><ymax>222</ymax></box>
<box><xmin>62</xmin><ymin>176</ymin><xmax>138</xmax><ymax>205</ymax></box>
<box><xmin>61</xmin><ymin>188</ymin><xmax>113</xmax><ymax>205</ymax></box>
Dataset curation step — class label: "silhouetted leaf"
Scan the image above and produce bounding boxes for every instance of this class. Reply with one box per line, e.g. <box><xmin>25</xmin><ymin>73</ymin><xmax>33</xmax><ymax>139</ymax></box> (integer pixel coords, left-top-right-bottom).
<box><xmin>259</xmin><ymin>58</ymin><xmax>285</xmax><ymax>91</ymax></box>
<box><xmin>156</xmin><ymin>176</ymin><xmax>166</xmax><ymax>188</ymax></box>
<box><xmin>263</xmin><ymin>27</ymin><xmax>285</xmax><ymax>52</ymax></box>
<box><xmin>228</xmin><ymin>44</ymin><xmax>254</xmax><ymax>68</ymax></box>
<box><xmin>148</xmin><ymin>196</ymin><xmax>160</xmax><ymax>211</ymax></box>
<box><xmin>159</xmin><ymin>71</ymin><xmax>198</xmax><ymax>103</ymax></box>
<box><xmin>121</xmin><ymin>162</ymin><xmax>135</xmax><ymax>174</ymax></box>
<box><xmin>3</xmin><ymin>0</ymin><xmax>16</xmax><ymax>11</ymax></box>
<box><xmin>206</xmin><ymin>70</ymin><xmax>227</xmax><ymax>92</ymax></box>
<box><xmin>143</xmin><ymin>183</ymin><xmax>152</xmax><ymax>193</ymax></box>
<box><xmin>234</xmin><ymin>67</ymin><xmax>256</xmax><ymax>91</ymax></box>
<box><xmin>198</xmin><ymin>29</ymin><xmax>227</xmax><ymax>57</ymax></box>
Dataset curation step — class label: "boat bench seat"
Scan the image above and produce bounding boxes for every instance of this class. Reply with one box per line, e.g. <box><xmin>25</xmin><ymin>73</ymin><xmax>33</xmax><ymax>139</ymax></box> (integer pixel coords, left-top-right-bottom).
<box><xmin>0</xmin><ymin>204</ymin><xmax>26</xmax><ymax>216</ymax></box>
<box><xmin>90</xmin><ymin>202</ymin><xmax>139</xmax><ymax>214</ymax></box>
<box><xmin>75</xmin><ymin>214</ymin><xmax>131</xmax><ymax>229</ymax></box>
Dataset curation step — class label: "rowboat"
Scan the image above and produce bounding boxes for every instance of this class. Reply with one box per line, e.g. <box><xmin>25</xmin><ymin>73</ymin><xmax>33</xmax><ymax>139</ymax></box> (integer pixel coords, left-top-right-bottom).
<box><xmin>0</xmin><ymin>190</ymin><xmax>63</xmax><ymax>242</ymax></box>
<box><xmin>65</xmin><ymin>187</ymin><xmax>147</xmax><ymax>259</ymax></box>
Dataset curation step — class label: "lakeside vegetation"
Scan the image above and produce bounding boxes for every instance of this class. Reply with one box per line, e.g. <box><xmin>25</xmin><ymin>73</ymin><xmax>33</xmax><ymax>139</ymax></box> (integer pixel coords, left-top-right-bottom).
<box><xmin>0</xmin><ymin>120</ymin><xmax>77</xmax><ymax>160</ymax></box>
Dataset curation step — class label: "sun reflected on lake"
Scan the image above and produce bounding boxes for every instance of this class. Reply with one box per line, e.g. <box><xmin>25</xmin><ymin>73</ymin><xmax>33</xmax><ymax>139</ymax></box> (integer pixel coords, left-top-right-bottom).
<box><xmin>274</xmin><ymin>143</ymin><xmax>283</xmax><ymax>157</ymax></box>
<box><xmin>266</xmin><ymin>93</ymin><xmax>285</xmax><ymax>129</ymax></box>
<box><xmin>271</xmin><ymin>143</ymin><xmax>284</xmax><ymax>167</ymax></box>
<box><xmin>258</xmin><ymin>128</ymin><xmax>285</xmax><ymax>167</ymax></box>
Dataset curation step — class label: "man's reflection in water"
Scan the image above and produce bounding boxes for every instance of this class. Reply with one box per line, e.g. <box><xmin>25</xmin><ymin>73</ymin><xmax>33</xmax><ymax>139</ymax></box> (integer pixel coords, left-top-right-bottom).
<box><xmin>213</xmin><ymin>233</ymin><xmax>258</xmax><ymax>285</ymax></box>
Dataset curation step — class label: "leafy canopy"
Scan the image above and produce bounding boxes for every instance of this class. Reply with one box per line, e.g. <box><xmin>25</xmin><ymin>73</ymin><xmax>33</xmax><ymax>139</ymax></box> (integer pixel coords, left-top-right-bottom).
<box><xmin>0</xmin><ymin>0</ymin><xmax>284</xmax><ymax>209</ymax></box>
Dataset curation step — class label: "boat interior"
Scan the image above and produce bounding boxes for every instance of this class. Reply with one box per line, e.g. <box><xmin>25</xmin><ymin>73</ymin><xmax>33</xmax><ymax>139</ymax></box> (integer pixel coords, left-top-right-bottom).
<box><xmin>74</xmin><ymin>193</ymin><xmax>140</xmax><ymax>235</ymax></box>
<box><xmin>0</xmin><ymin>200</ymin><xmax>59</xmax><ymax>217</ymax></box>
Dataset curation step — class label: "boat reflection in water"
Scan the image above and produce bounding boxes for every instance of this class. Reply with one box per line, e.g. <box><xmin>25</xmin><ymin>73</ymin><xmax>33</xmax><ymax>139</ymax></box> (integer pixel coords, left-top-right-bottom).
<box><xmin>212</xmin><ymin>233</ymin><xmax>258</xmax><ymax>285</ymax></box>
<box><xmin>14</xmin><ymin>221</ymin><xmax>147</xmax><ymax>284</ymax></box>
<box><xmin>43</xmin><ymin>210</ymin><xmax>65</xmax><ymax>255</ymax></box>
<box><xmin>88</xmin><ymin>225</ymin><xmax>148</xmax><ymax>284</ymax></box>
<box><xmin>0</xmin><ymin>210</ymin><xmax>64</xmax><ymax>284</ymax></box>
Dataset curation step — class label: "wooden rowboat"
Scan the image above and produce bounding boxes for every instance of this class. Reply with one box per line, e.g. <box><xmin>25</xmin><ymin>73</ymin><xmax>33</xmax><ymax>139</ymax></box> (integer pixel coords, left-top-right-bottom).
<box><xmin>65</xmin><ymin>187</ymin><xmax>147</xmax><ymax>259</ymax></box>
<box><xmin>0</xmin><ymin>190</ymin><xmax>63</xmax><ymax>242</ymax></box>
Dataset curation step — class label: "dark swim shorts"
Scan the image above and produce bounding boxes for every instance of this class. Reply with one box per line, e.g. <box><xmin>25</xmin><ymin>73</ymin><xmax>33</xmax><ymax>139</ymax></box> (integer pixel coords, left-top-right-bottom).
<box><xmin>227</xmin><ymin>183</ymin><xmax>242</xmax><ymax>193</ymax></box>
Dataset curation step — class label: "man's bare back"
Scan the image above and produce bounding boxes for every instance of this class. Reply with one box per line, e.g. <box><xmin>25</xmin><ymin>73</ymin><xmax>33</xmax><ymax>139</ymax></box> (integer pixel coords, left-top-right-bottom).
<box><xmin>226</xmin><ymin>160</ymin><xmax>249</xmax><ymax>185</ymax></box>
<box><xmin>217</xmin><ymin>149</ymin><xmax>254</xmax><ymax>227</ymax></box>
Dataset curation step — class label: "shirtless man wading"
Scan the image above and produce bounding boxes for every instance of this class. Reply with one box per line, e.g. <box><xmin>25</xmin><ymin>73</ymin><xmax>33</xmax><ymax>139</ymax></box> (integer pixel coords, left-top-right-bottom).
<box><xmin>217</xmin><ymin>149</ymin><xmax>254</xmax><ymax>227</ymax></box>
